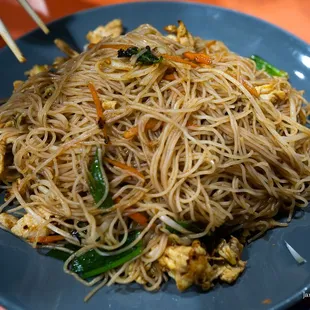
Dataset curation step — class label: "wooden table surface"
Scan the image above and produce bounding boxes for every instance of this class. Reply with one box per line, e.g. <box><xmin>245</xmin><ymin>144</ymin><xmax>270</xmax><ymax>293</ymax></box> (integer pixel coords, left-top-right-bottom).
<box><xmin>0</xmin><ymin>0</ymin><xmax>309</xmax><ymax>46</ymax></box>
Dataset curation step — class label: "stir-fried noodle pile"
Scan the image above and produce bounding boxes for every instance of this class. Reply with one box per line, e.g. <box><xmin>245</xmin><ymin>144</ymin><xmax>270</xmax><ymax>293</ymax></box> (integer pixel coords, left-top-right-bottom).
<box><xmin>0</xmin><ymin>20</ymin><xmax>309</xmax><ymax>298</ymax></box>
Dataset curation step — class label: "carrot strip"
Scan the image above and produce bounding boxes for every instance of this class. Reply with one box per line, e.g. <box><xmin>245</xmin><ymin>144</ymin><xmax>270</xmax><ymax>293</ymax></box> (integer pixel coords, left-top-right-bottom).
<box><xmin>114</xmin><ymin>197</ymin><xmax>121</xmax><ymax>203</ymax></box>
<box><xmin>104</xmin><ymin>157</ymin><xmax>144</xmax><ymax>179</ymax></box>
<box><xmin>125</xmin><ymin>206</ymin><xmax>159</xmax><ymax>229</ymax></box>
<box><xmin>186</xmin><ymin>120</ymin><xmax>197</xmax><ymax>127</ymax></box>
<box><xmin>29</xmin><ymin>235</ymin><xmax>65</xmax><ymax>244</ymax></box>
<box><xmin>127</xmin><ymin>209</ymin><xmax>157</xmax><ymax>229</ymax></box>
<box><xmin>128</xmin><ymin>212</ymin><xmax>148</xmax><ymax>226</ymax></box>
<box><xmin>145</xmin><ymin>119</ymin><xmax>159</xmax><ymax>130</ymax></box>
<box><xmin>206</xmin><ymin>40</ymin><xmax>216</xmax><ymax>48</ymax></box>
<box><xmin>162</xmin><ymin>54</ymin><xmax>197</xmax><ymax>68</ymax></box>
<box><xmin>163</xmin><ymin>73</ymin><xmax>177</xmax><ymax>81</ymax></box>
<box><xmin>88</xmin><ymin>82</ymin><xmax>104</xmax><ymax>120</ymax></box>
<box><xmin>123</xmin><ymin>127</ymin><xmax>139</xmax><ymax>139</ymax></box>
<box><xmin>116</xmin><ymin>200</ymin><xmax>151</xmax><ymax>227</ymax></box>
<box><xmin>183</xmin><ymin>52</ymin><xmax>212</xmax><ymax>65</ymax></box>
<box><xmin>124</xmin><ymin>119</ymin><xmax>159</xmax><ymax>139</ymax></box>
<box><xmin>88</xmin><ymin>82</ymin><xmax>109</xmax><ymax>139</ymax></box>
<box><xmin>242</xmin><ymin>80</ymin><xmax>259</xmax><ymax>98</ymax></box>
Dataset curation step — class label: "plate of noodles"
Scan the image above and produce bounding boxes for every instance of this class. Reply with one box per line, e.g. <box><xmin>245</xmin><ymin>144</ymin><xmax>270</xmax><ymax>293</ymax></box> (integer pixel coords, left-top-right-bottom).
<box><xmin>0</xmin><ymin>2</ymin><xmax>310</xmax><ymax>310</ymax></box>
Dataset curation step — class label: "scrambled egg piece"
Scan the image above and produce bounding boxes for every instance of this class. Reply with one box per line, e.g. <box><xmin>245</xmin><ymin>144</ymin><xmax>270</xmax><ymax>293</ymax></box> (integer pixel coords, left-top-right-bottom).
<box><xmin>217</xmin><ymin>260</ymin><xmax>246</xmax><ymax>283</ymax></box>
<box><xmin>164</xmin><ymin>20</ymin><xmax>194</xmax><ymax>47</ymax></box>
<box><xmin>214</xmin><ymin>236</ymin><xmax>246</xmax><ymax>282</ymax></box>
<box><xmin>11</xmin><ymin>213</ymin><xmax>50</xmax><ymax>239</ymax></box>
<box><xmin>86</xmin><ymin>19</ymin><xmax>123</xmax><ymax>44</ymax></box>
<box><xmin>255</xmin><ymin>84</ymin><xmax>287</xmax><ymax>104</ymax></box>
<box><xmin>159</xmin><ymin>240</ymin><xmax>217</xmax><ymax>291</ymax></box>
<box><xmin>159</xmin><ymin>237</ymin><xmax>246</xmax><ymax>291</ymax></box>
<box><xmin>0</xmin><ymin>213</ymin><xmax>18</xmax><ymax>229</ymax></box>
<box><xmin>216</xmin><ymin>236</ymin><xmax>243</xmax><ymax>266</ymax></box>
<box><xmin>25</xmin><ymin>65</ymin><xmax>49</xmax><ymax>77</ymax></box>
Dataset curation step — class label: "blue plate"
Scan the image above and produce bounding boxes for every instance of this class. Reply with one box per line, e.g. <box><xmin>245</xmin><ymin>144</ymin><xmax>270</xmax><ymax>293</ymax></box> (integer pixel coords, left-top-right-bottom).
<box><xmin>1</xmin><ymin>2</ymin><xmax>310</xmax><ymax>310</ymax></box>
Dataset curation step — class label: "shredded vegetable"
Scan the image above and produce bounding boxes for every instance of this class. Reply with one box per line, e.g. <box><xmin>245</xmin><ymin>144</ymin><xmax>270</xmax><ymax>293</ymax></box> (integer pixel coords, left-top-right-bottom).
<box><xmin>285</xmin><ymin>241</ymin><xmax>307</xmax><ymax>264</ymax></box>
<box><xmin>242</xmin><ymin>80</ymin><xmax>259</xmax><ymax>98</ymax></box>
<box><xmin>88</xmin><ymin>82</ymin><xmax>106</xmax><ymax>131</ymax></box>
<box><xmin>128</xmin><ymin>212</ymin><xmax>149</xmax><ymax>226</ymax></box>
<box><xmin>88</xmin><ymin>147</ymin><xmax>113</xmax><ymax>209</ymax></box>
<box><xmin>29</xmin><ymin>235</ymin><xmax>65</xmax><ymax>244</ymax></box>
<box><xmin>104</xmin><ymin>157</ymin><xmax>144</xmax><ymax>179</ymax></box>
<box><xmin>183</xmin><ymin>52</ymin><xmax>212</xmax><ymax>65</ymax></box>
<box><xmin>163</xmin><ymin>73</ymin><xmax>177</xmax><ymax>81</ymax></box>
<box><xmin>250</xmin><ymin>55</ymin><xmax>288</xmax><ymax>78</ymax></box>
<box><xmin>162</xmin><ymin>54</ymin><xmax>197</xmax><ymax>68</ymax></box>
<box><xmin>160</xmin><ymin>215</ymin><xmax>191</xmax><ymax>234</ymax></box>
<box><xmin>123</xmin><ymin>119</ymin><xmax>159</xmax><ymax>139</ymax></box>
<box><xmin>47</xmin><ymin>231</ymin><xmax>143</xmax><ymax>279</ymax></box>
<box><xmin>118</xmin><ymin>46</ymin><xmax>163</xmax><ymax>65</ymax></box>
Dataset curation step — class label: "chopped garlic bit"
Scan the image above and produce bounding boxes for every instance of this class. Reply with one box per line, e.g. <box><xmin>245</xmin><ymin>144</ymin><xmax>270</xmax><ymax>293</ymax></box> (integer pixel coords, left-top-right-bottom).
<box><xmin>102</xmin><ymin>100</ymin><xmax>117</xmax><ymax>110</ymax></box>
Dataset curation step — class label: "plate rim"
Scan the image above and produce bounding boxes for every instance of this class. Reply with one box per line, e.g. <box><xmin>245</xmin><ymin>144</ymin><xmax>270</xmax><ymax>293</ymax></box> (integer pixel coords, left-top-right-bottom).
<box><xmin>0</xmin><ymin>2</ymin><xmax>309</xmax><ymax>309</ymax></box>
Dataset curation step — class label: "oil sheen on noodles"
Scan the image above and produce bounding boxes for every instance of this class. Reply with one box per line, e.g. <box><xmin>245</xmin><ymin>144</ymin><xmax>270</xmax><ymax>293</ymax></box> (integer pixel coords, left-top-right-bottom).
<box><xmin>0</xmin><ymin>22</ymin><xmax>310</xmax><ymax>300</ymax></box>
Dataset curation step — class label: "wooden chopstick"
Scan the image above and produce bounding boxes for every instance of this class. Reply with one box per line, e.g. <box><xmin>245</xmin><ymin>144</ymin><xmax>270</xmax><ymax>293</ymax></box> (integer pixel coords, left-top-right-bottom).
<box><xmin>0</xmin><ymin>19</ymin><xmax>26</xmax><ymax>63</ymax></box>
<box><xmin>0</xmin><ymin>1</ymin><xmax>49</xmax><ymax>62</ymax></box>
<box><xmin>17</xmin><ymin>0</ymin><xmax>49</xmax><ymax>34</ymax></box>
